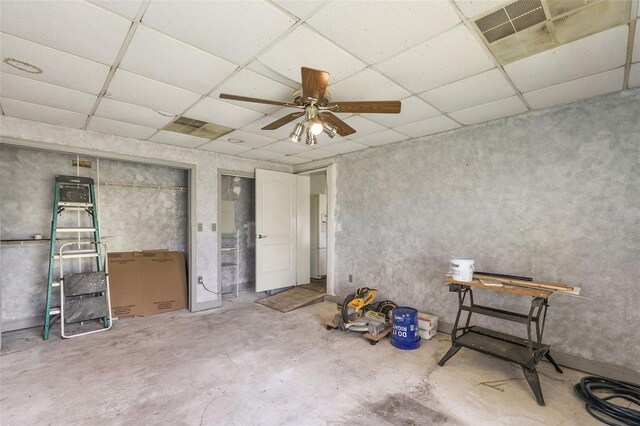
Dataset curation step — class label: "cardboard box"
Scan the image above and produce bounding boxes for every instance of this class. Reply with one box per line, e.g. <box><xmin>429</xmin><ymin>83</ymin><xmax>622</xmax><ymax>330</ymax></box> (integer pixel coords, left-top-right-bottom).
<box><xmin>418</xmin><ymin>312</ymin><xmax>439</xmax><ymax>331</ymax></box>
<box><xmin>108</xmin><ymin>250</ymin><xmax>188</xmax><ymax>317</ymax></box>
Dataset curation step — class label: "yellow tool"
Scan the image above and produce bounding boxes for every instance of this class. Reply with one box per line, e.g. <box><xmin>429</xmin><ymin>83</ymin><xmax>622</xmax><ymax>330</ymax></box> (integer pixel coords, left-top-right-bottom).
<box><xmin>341</xmin><ymin>287</ymin><xmax>378</xmax><ymax>323</ymax></box>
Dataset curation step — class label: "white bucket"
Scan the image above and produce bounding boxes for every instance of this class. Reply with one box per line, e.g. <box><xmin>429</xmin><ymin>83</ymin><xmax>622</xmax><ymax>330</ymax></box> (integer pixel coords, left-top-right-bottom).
<box><xmin>451</xmin><ymin>257</ymin><xmax>475</xmax><ymax>282</ymax></box>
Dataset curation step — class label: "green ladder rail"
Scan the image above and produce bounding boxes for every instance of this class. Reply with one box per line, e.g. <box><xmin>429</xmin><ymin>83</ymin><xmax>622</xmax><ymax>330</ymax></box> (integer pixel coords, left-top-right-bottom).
<box><xmin>43</xmin><ymin>175</ymin><xmax>111</xmax><ymax>340</ymax></box>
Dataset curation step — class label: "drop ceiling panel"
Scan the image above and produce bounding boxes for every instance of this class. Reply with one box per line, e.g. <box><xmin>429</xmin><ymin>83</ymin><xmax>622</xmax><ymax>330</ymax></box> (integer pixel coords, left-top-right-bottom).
<box><xmin>213</xmin><ymin>69</ymin><xmax>295</xmax><ymax>114</ymax></box>
<box><xmin>142</xmin><ymin>1</ymin><xmax>295</xmax><ymax>64</ymax></box>
<box><xmin>214</xmin><ymin>130</ymin><xmax>277</xmax><ymax>149</ymax></box>
<box><xmin>503</xmin><ymin>25</ymin><xmax>628</xmax><ymax>92</ymax></box>
<box><xmin>420</xmin><ymin>69</ymin><xmax>516</xmax><ymax>113</ymax></box>
<box><xmin>629</xmin><ymin>63</ymin><xmax>640</xmax><ymax>88</ymax></box>
<box><xmin>241</xmin><ymin>108</ymin><xmax>304</xmax><ymax>140</ymax></box>
<box><xmin>257</xmin><ymin>25</ymin><xmax>366</xmax><ymax>83</ymax></box>
<box><xmin>376</xmin><ymin>25</ymin><xmax>495</xmax><ymax>93</ymax></box>
<box><xmin>0</xmin><ymin>33</ymin><xmax>110</xmax><ymax>95</ymax></box>
<box><xmin>321</xmin><ymin>140</ymin><xmax>368</xmax><ymax>154</ymax></box>
<box><xmin>306</xmin><ymin>1</ymin><xmax>460</xmax><ymax>63</ymax></box>
<box><xmin>362</xmin><ymin>96</ymin><xmax>440</xmax><ymax>127</ymax></box>
<box><xmin>272</xmin><ymin>156</ymin><xmax>310</xmax><ymax>165</ymax></box>
<box><xmin>295</xmin><ymin>149</ymin><xmax>336</xmax><ymax>160</ymax></box>
<box><xmin>87</xmin><ymin>116</ymin><xmax>156</xmax><ymax>139</ymax></box>
<box><xmin>352</xmin><ymin>129</ymin><xmax>407</xmax><ymax>147</ymax></box>
<box><xmin>1</xmin><ymin>97</ymin><xmax>87</xmax><ymax>129</ymax></box>
<box><xmin>238</xmin><ymin>149</ymin><xmax>284</xmax><ymax>161</ymax></box>
<box><xmin>449</xmin><ymin>95</ymin><xmax>528</xmax><ymax>125</ymax></box>
<box><xmin>524</xmin><ymin>67</ymin><xmax>624</xmax><ymax>109</ymax></box>
<box><xmin>107</xmin><ymin>69</ymin><xmax>202</xmax><ymax>114</ymax></box>
<box><xmin>263</xmin><ymin>140</ymin><xmax>311</xmax><ymax>155</ymax></box>
<box><xmin>185</xmin><ymin>97</ymin><xmax>264</xmax><ymax>129</ymax></box>
<box><xmin>328</xmin><ymin>69</ymin><xmax>410</xmax><ymax>102</ymax></box>
<box><xmin>89</xmin><ymin>1</ymin><xmax>143</xmax><ymax>19</ymax></box>
<box><xmin>245</xmin><ymin>61</ymin><xmax>299</xmax><ymax>89</ymax></box>
<box><xmin>454</xmin><ymin>0</ymin><xmax>507</xmax><ymax>18</ymax></box>
<box><xmin>149</xmin><ymin>131</ymin><xmax>209</xmax><ymax>148</ymax></box>
<box><xmin>198</xmin><ymin>140</ymin><xmax>253</xmax><ymax>155</ymax></box>
<box><xmin>394</xmin><ymin>115</ymin><xmax>462</xmax><ymax>138</ymax></box>
<box><xmin>120</xmin><ymin>25</ymin><xmax>237</xmax><ymax>95</ymax></box>
<box><xmin>273</xmin><ymin>0</ymin><xmax>326</xmax><ymax>19</ymax></box>
<box><xmin>94</xmin><ymin>98</ymin><xmax>175</xmax><ymax>128</ymax></box>
<box><xmin>341</xmin><ymin>116</ymin><xmax>388</xmax><ymax>137</ymax></box>
<box><xmin>0</xmin><ymin>1</ymin><xmax>131</xmax><ymax>65</ymax></box>
<box><xmin>0</xmin><ymin>72</ymin><xmax>96</xmax><ymax>114</ymax></box>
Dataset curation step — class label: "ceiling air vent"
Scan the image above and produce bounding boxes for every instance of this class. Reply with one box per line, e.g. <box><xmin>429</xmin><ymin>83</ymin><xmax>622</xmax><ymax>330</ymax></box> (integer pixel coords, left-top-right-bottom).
<box><xmin>163</xmin><ymin>116</ymin><xmax>233</xmax><ymax>140</ymax></box>
<box><xmin>473</xmin><ymin>0</ymin><xmax>631</xmax><ymax>65</ymax></box>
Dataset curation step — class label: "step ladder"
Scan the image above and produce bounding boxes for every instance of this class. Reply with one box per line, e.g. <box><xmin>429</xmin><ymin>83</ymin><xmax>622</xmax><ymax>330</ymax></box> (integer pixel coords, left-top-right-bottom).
<box><xmin>43</xmin><ymin>175</ymin><xmax>113</xmax><ymax>340</ymax></box>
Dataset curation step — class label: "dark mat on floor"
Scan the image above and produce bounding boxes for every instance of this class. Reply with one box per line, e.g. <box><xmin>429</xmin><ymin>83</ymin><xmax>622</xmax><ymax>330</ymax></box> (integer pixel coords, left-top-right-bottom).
<box><xmin>256</xmin><ymin>286</ymin><xmax>326</xmax><ymax>313</ymax></box>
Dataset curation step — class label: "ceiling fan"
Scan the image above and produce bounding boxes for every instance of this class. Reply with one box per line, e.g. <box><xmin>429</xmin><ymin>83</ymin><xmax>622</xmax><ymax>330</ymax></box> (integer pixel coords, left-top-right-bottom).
<box><xmin>219</xmin><ymin>67</ymin><xmax>402</xmax><ymax>145</ymax></box>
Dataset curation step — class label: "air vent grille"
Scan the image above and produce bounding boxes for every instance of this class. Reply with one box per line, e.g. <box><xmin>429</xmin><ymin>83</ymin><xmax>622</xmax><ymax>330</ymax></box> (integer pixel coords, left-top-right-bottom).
<box><xmin>163</xmin><ymin>116</ymin><xmax>233</xmax><ymax>140</ymax></box>
<box><xmin>473</xmin><ymin>0</ymin><xmax>631</xmax><ymax>65</ymax></box>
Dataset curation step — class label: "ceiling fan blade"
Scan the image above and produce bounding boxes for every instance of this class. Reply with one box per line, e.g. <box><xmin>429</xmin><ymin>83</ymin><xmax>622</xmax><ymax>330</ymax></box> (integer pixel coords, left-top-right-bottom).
<box><xmin>219</xmin><ymin>93</ymin><xmax>296</xmax><ymax>108</ymax></box>
<box><xmin>327</xmin><ymin>101</ymin><xmax>401</xmax><ymax>114</ymax></box>
<box><xmin>320</xmin><ymin>112</ymin><xmax>356</xmax><ymax>137</ymax></box>
<box><xmin>301</xmin><ymin>67</ymin><xmax>330</xmax><ymax>101</ymax></box>
<box><xmin>261</xmin><ymin>112</ymin><xmax>304</xmax><ymax>130</ymax></box>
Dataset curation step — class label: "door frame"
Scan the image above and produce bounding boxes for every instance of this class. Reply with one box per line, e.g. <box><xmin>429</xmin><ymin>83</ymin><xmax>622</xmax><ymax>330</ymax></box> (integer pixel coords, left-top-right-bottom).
<box><xmin>216</xmin><ymin>169</ymin><xmax>255</xmax><ymax>300</ymax></box>
<box><xmin>295</xmin><ymin>164</ymin><xmax>336</xmax><ymax>296</ymax></box>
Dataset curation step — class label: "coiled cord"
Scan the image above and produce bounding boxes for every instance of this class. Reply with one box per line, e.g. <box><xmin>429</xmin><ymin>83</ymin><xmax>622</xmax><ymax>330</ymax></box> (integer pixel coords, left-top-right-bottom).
<box><xmin>574</xmin><ymin>376</ymin><xmax>640</xmax><ymax>425</ymax></box>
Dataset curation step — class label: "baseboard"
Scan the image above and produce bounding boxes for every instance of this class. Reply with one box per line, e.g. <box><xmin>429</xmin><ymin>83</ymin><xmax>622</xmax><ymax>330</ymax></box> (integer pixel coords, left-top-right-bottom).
<box><xmin>1</xmin><ymin>316</ymin><xmax>42</xmax><ymax>332</ymax></box>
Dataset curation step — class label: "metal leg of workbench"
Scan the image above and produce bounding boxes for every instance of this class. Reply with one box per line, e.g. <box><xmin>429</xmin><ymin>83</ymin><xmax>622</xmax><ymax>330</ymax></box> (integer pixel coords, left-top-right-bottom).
<box><xmin>523</xmin><ymin>367</ymin><xmax>545</xmax><ymax>406</ymax></box>
<box><xmin>544</xmin><ymin>353</ymin><xmax>563</xmax><ymax>374</ymax></box>
<box><xmin>438</xmin><ymin>286</ymin><xmax>469</xmax><ymax>367</ymax></box>
<box><xmin>438</xmin><ymin>345</ymin><xmax>461</xmax><ymax>367</ymax></box>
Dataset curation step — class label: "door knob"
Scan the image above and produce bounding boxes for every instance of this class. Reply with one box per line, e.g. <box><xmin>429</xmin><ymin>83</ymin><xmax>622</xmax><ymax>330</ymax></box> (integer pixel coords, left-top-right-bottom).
<box><xmin>257</xmin><ymin>234</ymin><xmax>266</xmax><ymax>239</ymax></box>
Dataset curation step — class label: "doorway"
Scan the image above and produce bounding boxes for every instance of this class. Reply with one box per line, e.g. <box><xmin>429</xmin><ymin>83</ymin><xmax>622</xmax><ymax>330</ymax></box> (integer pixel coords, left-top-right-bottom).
<box><xmin>308</xmin><ymin>171</ymin><xmax>327</xmax><ymax>294</ymax></box>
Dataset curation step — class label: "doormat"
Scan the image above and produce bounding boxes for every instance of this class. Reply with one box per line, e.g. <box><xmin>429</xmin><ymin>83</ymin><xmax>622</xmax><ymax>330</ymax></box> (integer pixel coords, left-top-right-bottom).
<box><xmin>256</xmin><ymin>286</ymin><xmax>326</xmax><ymax>313</ymax></box>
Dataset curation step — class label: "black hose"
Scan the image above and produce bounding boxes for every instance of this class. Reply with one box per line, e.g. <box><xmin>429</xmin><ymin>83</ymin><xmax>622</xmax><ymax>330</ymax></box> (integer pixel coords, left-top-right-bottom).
<box><xmin>574</xmin><ymin>376</ymin><xmax>640</xmax><ymax>425</ymax></box>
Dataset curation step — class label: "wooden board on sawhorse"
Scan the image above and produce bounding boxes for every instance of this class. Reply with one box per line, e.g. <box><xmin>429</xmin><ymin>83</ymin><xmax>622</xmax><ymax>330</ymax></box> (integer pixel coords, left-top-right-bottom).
<box><xmin>324</xmin><ymin>319</ymin><xmax>392</xmax><ymax>346</ymax></box>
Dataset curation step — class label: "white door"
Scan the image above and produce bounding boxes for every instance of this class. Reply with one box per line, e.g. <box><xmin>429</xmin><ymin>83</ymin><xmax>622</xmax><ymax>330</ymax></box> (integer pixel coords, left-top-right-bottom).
<box><xmin>256</xmin><ymin>169</ymin><xmax>297</xmax><ymax>292</ymax></box>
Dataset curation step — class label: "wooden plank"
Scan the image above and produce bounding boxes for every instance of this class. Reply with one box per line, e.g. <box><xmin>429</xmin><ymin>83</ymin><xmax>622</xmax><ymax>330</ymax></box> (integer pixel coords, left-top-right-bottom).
<box><xmin>473</xmin><ymin>274</ymin><xmax>576</xmax><ymax>292</ymax></box>
<box><xmin>445</xmin><ymin>276</ymin><xmax>552</xmax><ymax>298</ymax></box>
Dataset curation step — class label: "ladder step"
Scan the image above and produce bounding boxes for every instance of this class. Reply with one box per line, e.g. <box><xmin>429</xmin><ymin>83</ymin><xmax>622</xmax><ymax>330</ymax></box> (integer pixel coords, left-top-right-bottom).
<box><xmin>56</xmin><ymin>227</ymin><xmax>96</xmax><ymax>233</ymax></box>
<box><xmin>58</xmin><ymin>202</ymin><xmax>94</xmax><ymax>208</ymax></box>
<box><xmin>50</xmin><ymin>307</ymin><xmax>61</xmax><ymax>315</ymax></box>
<box><xmin>54</xmin><ymin>250</ymin><xmax>99</xmax><ymax>259</ymax></box>
<box><xmin>52</xmin><ymin>282</ymin><xmax>60</xmax><ymax>288</ymax></box>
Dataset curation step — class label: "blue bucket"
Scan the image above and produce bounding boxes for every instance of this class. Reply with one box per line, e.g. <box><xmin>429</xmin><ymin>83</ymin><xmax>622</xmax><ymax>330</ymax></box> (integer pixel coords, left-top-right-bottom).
<box><xmin>391</xmin><ymin>307</ymin><xmax>420</xmax><ymax>350</ymax></box>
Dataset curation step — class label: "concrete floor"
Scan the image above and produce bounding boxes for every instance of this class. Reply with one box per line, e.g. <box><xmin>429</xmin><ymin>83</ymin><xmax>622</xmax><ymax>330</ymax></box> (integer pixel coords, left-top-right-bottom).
<box><xmin>1</xmin><ymin>292</ymin><xmax>597</xmax><ymax>425</ymax></box>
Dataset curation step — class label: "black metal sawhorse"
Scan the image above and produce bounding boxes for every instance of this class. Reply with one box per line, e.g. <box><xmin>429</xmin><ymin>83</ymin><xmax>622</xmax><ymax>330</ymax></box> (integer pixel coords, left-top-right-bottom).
<box><xmin>438</xmin><ymin>284</ymin><xmax>563</xmax><ymax>406</ymax></box>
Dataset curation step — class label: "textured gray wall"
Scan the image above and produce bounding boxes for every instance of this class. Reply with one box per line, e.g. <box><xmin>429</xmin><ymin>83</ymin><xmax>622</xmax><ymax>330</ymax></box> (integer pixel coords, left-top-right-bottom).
<box><xmin>0</xmin><ymin>145</ymin><xmax>187</xmax><ymax>329</ymax></box>
<box><xmin>327</xmin><ymin>90</ymin><xmax>640</xmax><ymax>372</ymax></box>
<box><xmin>220</xmin><ymin>175</ymin><xmax>255</xmax><ymax>291</ymax></box>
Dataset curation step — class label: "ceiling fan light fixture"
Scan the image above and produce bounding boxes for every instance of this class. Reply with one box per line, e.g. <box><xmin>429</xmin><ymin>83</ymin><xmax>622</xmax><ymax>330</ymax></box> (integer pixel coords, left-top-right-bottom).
<box><xmin>305</xmin><ymin>128</ymin><xmax>317</xmax><ymax>146</ymax></box>
<box><xmin>290</xmin><ymin>122</ymin><xmax>305</xmax><ymax>143</ymax></box>
<box><xmin>309</xmin><ymin>118</ymin><xmax>324</xmax><ymax>136</ymax></box>
<box><xmin>322</xmin><ymin>122</ymin><xmax>338</xmax><ymax>138</ymax></box>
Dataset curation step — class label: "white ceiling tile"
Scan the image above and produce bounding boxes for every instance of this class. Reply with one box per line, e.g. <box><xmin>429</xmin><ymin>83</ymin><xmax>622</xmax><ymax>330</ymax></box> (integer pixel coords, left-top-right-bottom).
<box><xmin>263</xmin><ymin>140</ymin><xmax>311</xmax><ymax>155</ymax></box>
<box><xmin>328</xmin><ymin>69</ymin><xmax>410</xmax><ymax>102</ymax></box>
<box><xmin>341</xmin><ymin>116</ymin><xmax>388</xmax><ymax>137</ymax></box>
<box><xmin>633</xmin><ymin>24</ymin><xmax>640</xmax><ymax>63</ymax></box>
<box><xmin>449</xmin><ymin>95</ymin><xmax>528</xmax><ymax>125</ymax></box>
<box><xmin>362</xmin><ymin>96</ymin><xmax>440</xmax><ymax>127</ymax></box>
<box><xmin>1</xmin><ymin>97</ymin><xmax>87</xmax><ymax>128</ymax></box>
<box><xmin>0</xmin><ymin>72</ymin><xmax>96</xmax><ymax>114</ymax></box>
<box><xmin>149</xmin><ymin>131</ymin><xmax>209</xmax><ymax>148</ymax></box>
<box><xmin>213</xmin><ymin>129</ymin><xmax>277</xmax><ymax>149</ymax></box>
<box><xmin>213</xmin><ymin>69</ymin><xmax>295</xmax><ymax>114</ymax></box>
<box><xmin>629</xmin><ymin>63</ymin><xmax>640</xmax><ymax>88</ymax></box>
<box><xmin>87</xmin><ymin>116</ymin><xmax>156</xmax><ymax>139</ymax></box>
<box><xmin>524</xmin><ymin>68</ymin><xmax>624</xmax><ymax>110</ymax></box>
<box><xmin>238</xmin><ymin>149</ymin><xmax>283</xmax><ymax>161</ymax></box>
<box><xmin>272</xmin><ymin>156</ymin><xmax>310</xmax><ymax>165</ymax></box>
<box><xmin>420</xmin><ymin>69</ymin><xmax>515</xmax><ymax>113</ymax></box>
<box><xmin>273</xmin><ymin>1</ymin><xmax>327</xmax><ymax>19</ymax></box>
<box><xmin>352</xmin><ymin>129</ymin><xmax>407</xmax><ymax>146</ymax></box>
<box><xmin>94</xmin><ymin>98</ymin><xmax>175</xmax><ymax>128</ymax></box>
<box><xmin>198</xmin><ymin>140</ymin><xmax>252</xmax><ymax>155</ymax></box>
<box><xmin>142</xmin><ymin>1</ymin><xmax>295</xmax><ymax>64</ymax></box>
<box><xmin>258</xmin><ymin>25</ymin><xmax>366</xmax><ymax>83</ymax></box>
<box><xmin>321</xmin><ymin>140</ymin><xmax>369</xmax><ymax>154</ymax></box>
<box><xmin>0</xmin><ymin>1</ymin><xmax>130</xmax><ymax>65</ymax></box>
<box><xmin>504</xmin><ymin>26</ymin><xmax>628</xmax><ymax>93</ymax></box>
<box><xmin>295</xmin><ymin>149</ymin><xmax>336</xmax><ymax>160</ymax></box>
<box><xmin>89</xmin><ymin>1</ymin><xmax>143</xmax><ymax>19</ymax></box>
<box><xmin>107</xmin><ymin>69</ymin><xmax>201</xmax><ymax>114</ymax></box>
<box><xmin>120</xmin><ymin>25</ymin><xmax>237</xmax><ymax>95</ymax></box>
<box><xmin>394</xmin><ymin>115</ymin><xmax>461</xmax><ymax>138</ymax></box>
<box><xmin>241</xmin><ymin>108</ymin><xmax>304</xmax><ymax>140</ymax></box>
<box><xmin>0</xmin><ymin>33</ymin><xmax>110</xmax><ymax>95</ymax></box>
<box><xmin>376</xmin><ymin>25</ymin><xmax>495</xmax><ymax>93</ymax></box>
<box><xmin>185</xmin><ymin>97</ymin><xmax>264</xmax><ymax>129</ymax></box>
<box><xmin>307</xmin><ymin>1</ymin><xmax>460</xmax><ymax>63</ymax></box>
<box><xmin>245</xmin><ymin>61</ymin><xmax>300</xmax><ymax>89</ymax></box>
<box><xmin>453</xmin><ymin>0</ymin><xmax>506</xmax><ymax>18</ymax></box>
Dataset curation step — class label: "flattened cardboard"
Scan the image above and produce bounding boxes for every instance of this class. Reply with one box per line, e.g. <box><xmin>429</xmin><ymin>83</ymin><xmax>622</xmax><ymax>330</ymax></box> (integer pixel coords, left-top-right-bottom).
<box><xmin>108</xmin><ymin>250</ymin><xmax>187</xmax><ymax>318</ymax></box>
